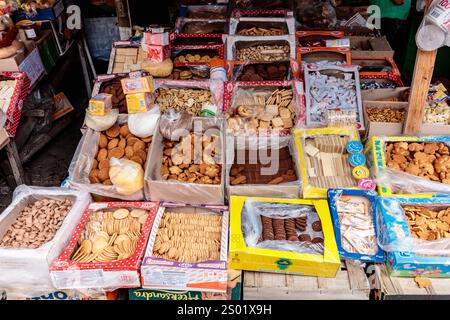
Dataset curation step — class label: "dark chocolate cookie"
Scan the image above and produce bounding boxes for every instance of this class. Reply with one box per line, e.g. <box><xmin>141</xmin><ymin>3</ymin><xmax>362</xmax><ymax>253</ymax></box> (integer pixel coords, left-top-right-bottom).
<box><xmin>311</xmin><ymin>237</ymin><xmax>324</xmax><ymax>244</ymax></box>
<box><xmin>298</xmin><ymin>234</ymin><xmax>312</xmax><ymax>242</ymax></box>
<box><xmin>312</xmin><ymin>221</ymin><xmax>322</xmax><ymax>232</ymax></box>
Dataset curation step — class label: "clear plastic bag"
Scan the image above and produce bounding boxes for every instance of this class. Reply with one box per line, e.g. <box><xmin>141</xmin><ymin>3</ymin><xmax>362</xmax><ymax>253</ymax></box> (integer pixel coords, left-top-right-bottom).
<box><xmin>241</xmin><ymin>199</ymin><xmax>325</xmax><ymax>255</ymax></box>
<box><xmin>0</xmin><ymin>185</ymin><xmax>91</xmax><ymax>291</ymax></box>
<box><xmin>294</xmin><ymin>0</ymin><xmax>337</xmax><ymax>28</ymax></box>
<box><xmin>376</xmin><ymin>196</ymin><xmax>450</xmax><ymax>255</ymax></box>
<box><xmin>109</xmin><ymin>157</ymin><xmax>144</xmax><ymax>195</ymax></box>
<box><xmin>416</xmin><ymin>0</ymin><xmax>450</xmax><ymax>51</ymax></box>
<box><xmin>159</xmin><ymin>109</ymin><xmax>193</xmax><ymax>141</ymax></box>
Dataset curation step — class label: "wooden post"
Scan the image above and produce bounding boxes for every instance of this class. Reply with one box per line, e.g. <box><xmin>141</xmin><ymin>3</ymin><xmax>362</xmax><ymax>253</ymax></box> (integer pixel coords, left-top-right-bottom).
<box><xmin>403</xmin><ymin>0</ymin><xmax>437</xmax><ymax>134</ymax></box>
<box><xmin>403</xmin><ymin>49</ymin><xmax>437</xmax><ymax>134</ymax></box>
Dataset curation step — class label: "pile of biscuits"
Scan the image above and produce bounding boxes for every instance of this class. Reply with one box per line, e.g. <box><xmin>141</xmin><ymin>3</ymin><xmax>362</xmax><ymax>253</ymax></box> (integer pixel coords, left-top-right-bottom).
<box><xmin>167</xmin><ymin>68</ymin><xmax>209</xmax><ymax>80</ymax></box>
<box><xmin>404</xmin><ymin>205</ymin><xmax>450</xmax><ymax>241</ymax></box>
<box><xmin>0</xmin><ymin>198</ymin><xmax>73</xmax><ymax>249</ymax></box>
<box><xmin>260</xmin><ymin>215</ymin><xmax>324</xmax><ymax>244</ymax></box>
<box><xmin>386</xmin><ymin>142</ymin><xmax>450</xmax><ymax>184</ymax></box>
<box><xmin>225</xmin><ymin>88</ymin><xmax>295</xmax><ymax>133</ymax></box>
<box><xmin>236</xmin><ymin>44</ymin><xmax>290</xmax><ymax>61</ymax></box>
<box><xmin>89</xmin><ymin>123</ymin><xmax>152</xmax><ymax>185</ymax></box>
<box><xmin>366</xmin><ymin>107</ymin><xmax>405</xmax><ymax>123</ymax></box>
<box><xmin>161</xmin><ymin>133</ymin><xmax>222</xmax><ymax>184</ymax></box>
<box><xmin>236</xmin><ymin>62</ymin><xmax>289</xmax><ymax>81</ymax></box>
<box><xmin>155</xmin><ymin>88</ymin><xmax>214</xmax><ymax>116</ymax></box>
<box><xmin>152</xmin><ymin>211</ymin><xmax>222</xmax><ymax>263</ymax></box>
<box><xmin>174</xmin><ymin>53</ymin><xmax>218</xmax><ymax>64</ymax></box>
<box><xmin>71</xmin><ymin>207</ymin><xmax>148</xmax><ymax>263</ymax></box>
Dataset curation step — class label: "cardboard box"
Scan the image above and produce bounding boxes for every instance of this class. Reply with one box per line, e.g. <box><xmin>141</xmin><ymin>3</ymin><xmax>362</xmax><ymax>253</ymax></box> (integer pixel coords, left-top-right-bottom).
<box><xmin>143</xmin><ymin>44</ymin><xmax>171</xmax><ymax>64</ymax></box>
<box><xmin>367</xmin><ymin>136</ymin><xmax>450</xmax><ymax>196</ymax></box>
<box><xmin>12</xmin><ymin>0</ymin><xmax>64</xmax><ymax>21</ymax></box>
<box><xmin>229</xmin><ymin>16</ymin><xmax>296</xmax><ymax>36</ymax></box>
<box><xmin>144</xmin><ymin>116</ymin><xmax>226</xmax><ymax>205</ymax></box>
<box><xmin>363</xmin><ymin>101</ymin><xmax>407</xmax><ymax>138</ymax></box>
<box><xmin>0</xmin><ymin>187</ymin><xmax>91</xmax><ymax>291</ymax></box>
<box><xmin>294</xmin><ymin>127</ymin><xmax>363</xmax><ymax>199</ymax></box>
<box><xmin>327</xmin><ymin>188</ymin><xmax>385</xmax><ymax>262</ymax></box>
<box><xmin>304</xmin><ymin>64</ymin><xmax>365</xmax><ymax>131</ymax></box>
<box><xmin>130</xmin><ymin>269</ymin><xmax>241</xmax><ymax>300</ymax></box>
<box><xmin>108</xmin><ymin>41</ymin><xmax>147</xmax><ymax>74</ymax></box>
<box><xmin>361</xmin><ymin>87</ymin><xmax>409</xmax><ymax>102</ymax></box>
<box><xmin>349</xmin><ymin>36</ymin><xmax>394</xmax><ymax>59</ymax></box>
<box><xmin>377</xmin><ymin>195</ymin><xmax>450</xmax><ymax>277</ymax></box>
<box><xmin>225</xmin><ymin>135</ymin><xmax>301</xmax><ymax>199</ymax></box>
<box><xmin>0</xmin><ymin>51</ymin><xmax>26</xmax><ymax>72</ymax></box>
<box><xmin>297</xmin><ymin>46</ymin><xmax>351</xmax><ymax>70</ymax></box>
<box><xmin>296</xmin><ymin>30</ymin><xmax>344</xmax><ymax>46</ymax></box>
<box><xmin>228</xmin><ymin>196</ymin><xmax>340</xmax><ymax>277</ymax></box>
<box><xmin>50</xmin><ymin>202</ymin><xmax>159</xmax><ymax>290</ymax></box>
<box><xmin>352</xmin><ymin>56</ymin><xmax>400</xmax><ymax>78</ymax></box>
<box><xmin>141</xmin><ymin>203</ymin><xmax>229</xmax><ymax>292</ymax></box>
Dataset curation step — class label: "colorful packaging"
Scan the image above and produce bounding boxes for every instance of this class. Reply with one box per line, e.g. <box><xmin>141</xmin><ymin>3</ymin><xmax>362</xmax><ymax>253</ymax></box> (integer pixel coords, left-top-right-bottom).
<box><xmin>126</xmin><ymin>92</ymin><xmax>153</xmax><ymax>114</ymax></box>
<box><xmin>121</xmin><ymin>76</ymin><xmax>155</xmax><ymax>95</ymax></box>
<box><xmin>88</xmin><ymin>93</ymin><xmax>113</xmax><ymax>116</ymax></box>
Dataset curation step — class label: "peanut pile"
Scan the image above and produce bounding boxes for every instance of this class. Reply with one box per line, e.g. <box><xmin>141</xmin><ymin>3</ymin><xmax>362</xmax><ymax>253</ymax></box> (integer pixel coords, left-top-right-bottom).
<box><xmin>366</xmin><ymin>107</ymin><xmax>405</xmax><ymax>123</ymax></box>
<box><xmin>0</xmin><ymin>199</ymin><xmax>73</xmax><ymax>249</ymax></box>
<box><xmin>236</xmin><ymin>44</ymin><xmax>290</xmax><ymax>61</ymax></box>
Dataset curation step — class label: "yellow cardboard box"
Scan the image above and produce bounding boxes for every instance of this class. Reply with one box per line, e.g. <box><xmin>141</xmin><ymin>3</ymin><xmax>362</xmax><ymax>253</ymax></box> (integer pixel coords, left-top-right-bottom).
<box><xmin>294</xmin><ymin>126</ymin><xmax>362</xmax><ymax>199</ymax></box>
<box><xmin>88</xmin><ymin>93</ymin><xmax>112</xmax><ymax>116</ymax></box>
<box><xmin>121</xmin><ymin>76</ymin><xmax>155</xmax><ymax>94</ymax></box>
<box><xmin>229</xmin><ymin>196</ymin><xmax>340</xmax><ymax>277</ymax></box>
<box><xmin>126</xmin><ymin>92</ymin><xmax>153</xmax><ymax>114</ymax></box>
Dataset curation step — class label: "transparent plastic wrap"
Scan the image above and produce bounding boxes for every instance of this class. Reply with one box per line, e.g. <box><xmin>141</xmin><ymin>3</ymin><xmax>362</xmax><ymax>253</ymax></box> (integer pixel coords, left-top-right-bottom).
<box><xmin>153</xmin><ymin>79</ymin><xmax>224</xmax><ymax>116</ymax></box>
<box><xmin>304</xmin><ymin>64</ymin><xmax>364</xmax><ymax>131</ymax></box>
<box><xmin>416</xmin><ymin>0</ymin><xmax>450</xmax><ymax>51</ymax></box>
<box><xmin>328</xmin><ymin>188</ymin><xmax>385</xmax><ymax>262</ymax></box>
<box><xmin>0</xmin><ymin>185</ymin><xmax>91</xmax><ymax>291</ymax></box>
<box><xmin>68</xmin><ymin>115</ymin><xmax>150</xmax><ymax>201</ymax></box>
<box><xmin>294</xmin><ymin>0</ymin><xmax>337</xmax><ymax>28</ymax></box>
<box><xmin>145</xmin><ymin>117</ymin><xmax>226</xmax><ymax>205</ymax></box>
<box><xmin>225</xmin><ymin>134</ymin><xmax>301</xmax><ymax>199</ymax></box>
<box><xmin>376</xmin><ymin>196</ymin><xmax>450</xmax><ymax>255</ymax></box>
<box><xmin>84</xmin><ymin>108</ymin><xmax>119</xmax><ymax>132</ymax></box>
<box><xmin>165</xmin><ymin>65</ymin><xmax>210</xmax><ymax>80</ymax></box>
<box><xmin>159</xmin><ymin>109</ymin><xmax>193</xmax><ymax>141</ymax></box>
<box><xmin>227</xmin><ymin>36</ymin><xmax>296</xmax><ymax>61</ymax></box>
<box><xmin>223</xmin><ymin>81</ymin><xmax>302</xmax><ymax>135</ymax></box>
<box><xmin>141</xmin><ymin>204</ymin><xmax>229</xmax><ymax>292</ymax></box>
<box><xmin>241</xmin><ymin>200</ymin><xmax>325</xmax><ymax>255</ymax></box>
<box><xmin>172</xmin><ymin>48</ymin><xmax>221</xmax><ymax>65</ymax></box>
<box><xmin>128</xmin><ymin>106</ymin><xmax>160</xmax><ymax>138</ymax></box>
<box><xmin>229</xmin><ymin>61</ymin><xmax>292</xmax><ymax>81</ymax></box>
<box><xmin>369</xmin><ymin>136</ymin><xmax>450</xmax><ymax>195</ymax></box>
<box><xmin>49</xmin><ymin>201</ymin><xmax>159</xmax><ymax>292</ymax></box>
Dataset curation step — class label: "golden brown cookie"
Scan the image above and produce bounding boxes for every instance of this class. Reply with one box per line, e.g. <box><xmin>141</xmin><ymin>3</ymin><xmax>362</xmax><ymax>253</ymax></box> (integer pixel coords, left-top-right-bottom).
<box><xmin>142</xmin><ymin>136</ymin><xmax>152</xmax><ymax>143</ymax></box>
<box><xmin>106</xmin><ymin>124</ymin><xmax>120</xmax><ymax>138</ymax></box>
<box><xmin>99</xmin><ymin>134</ymin><xmax>108</xmax><ymax>148</ymax></box>
<box><xmin>118</xmin><ymin>138</ymin><xmax>126</xmax><ymax>149</ymax></box>
<box><xmin>125</xmin><ymin>146</ymin><xmax>134</xmax><ymax>158</ymax></box>
<box><xmin>108</xmin><ymin>138</ymin><xmax>119</xmax><ymax>150</ymax></box>
<box><xmin>98</xmin><ymin>159</ymin><xmax>110</xmax><ymax>170</ymax></box>
<box><xmin>108</xmin><ymin>147</ymin><xmax>125</xmax><ymax>159</ymax></box>
<box><xmin>102</xmin><ymin>179</ymin><xmax>112</xmax><ymax>185</ymax></box>
<box><xmin>130</xmin><ymin>156</ymin><xmax>143</xmax><ymax>165</ymax></box>
<box><xmin>127</xmin><ymin>137</ymin><xmax>139</xmax><ymax>146</ymax></box>
<box><xmin>119</xmin><ymin>124</ymin><xmax>130</xmax><ymax>137</ymax></box>
<box><xmin>98</xmin><ymin>167</ymin><xmax>109</xmax><ymax>182</ymax></box>
<box><xmin>134</xmin><ymin>149</ymin><xmax>147</xmax><ymax>162</ymax></box>
<box><xmin>133</xmin><ymin>140</ymin><xmax>145</xmax><ymax>151</ymax></box>
<box><xmin>91</xmin><ymin>159</ymin><xmax>98</xmax><ymax>170</ymax></box>
<box><xmin>97</xmin><ymin>148</ymin><xmax>108</xmax><ymax>161</ymax></box>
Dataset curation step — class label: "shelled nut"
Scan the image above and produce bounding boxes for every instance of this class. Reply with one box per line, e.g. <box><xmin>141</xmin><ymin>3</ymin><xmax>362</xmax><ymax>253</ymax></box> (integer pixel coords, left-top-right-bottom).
<box><xmin>155</xmin><ymin>88</ymin><xmax>213</xmax><ymax>116</ymax></box>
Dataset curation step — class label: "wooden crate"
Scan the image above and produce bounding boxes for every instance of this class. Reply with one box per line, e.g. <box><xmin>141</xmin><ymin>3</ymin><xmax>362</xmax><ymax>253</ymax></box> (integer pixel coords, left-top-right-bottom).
<box><xmin>243</xmin><ymin>262</ymin><xmax>370</xmax><ymax>300</ymax></box>
<box><xmin>369</xmin><ymin>264</ymin><xmax>450</xmax><ymax>300</ymax></box>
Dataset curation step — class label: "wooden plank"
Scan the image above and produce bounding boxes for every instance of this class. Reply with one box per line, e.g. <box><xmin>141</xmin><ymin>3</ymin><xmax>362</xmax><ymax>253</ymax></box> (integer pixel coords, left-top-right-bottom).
<box><xmin>5</xmin><ymin>141</ymin><xmax>26</xmax><ymax>186</ymax></box>
<box><xmin>345</xmin><ymin>261</ymin><xmax>370</xmax><ymax>291</ymax></box>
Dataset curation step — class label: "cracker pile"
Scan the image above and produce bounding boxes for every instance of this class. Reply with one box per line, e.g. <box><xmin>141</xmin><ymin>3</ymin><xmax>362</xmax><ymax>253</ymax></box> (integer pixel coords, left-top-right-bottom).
<box><xmin>152</xmin><ymin>212</ymin><xmax>222</xmax><ymax>263</ymax></box>
<box><xmin>404</xmin><ymin>206</ymin><xmax>450</xmax><ymax>241</ymax></box>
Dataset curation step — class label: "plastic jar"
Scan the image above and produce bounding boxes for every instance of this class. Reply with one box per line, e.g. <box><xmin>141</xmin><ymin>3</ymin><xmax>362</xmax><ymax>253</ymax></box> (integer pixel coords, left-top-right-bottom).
<box><xmin>209</xmin><ymin>58</ymin><xmax>227</xmax><ymax>82</ymax></box>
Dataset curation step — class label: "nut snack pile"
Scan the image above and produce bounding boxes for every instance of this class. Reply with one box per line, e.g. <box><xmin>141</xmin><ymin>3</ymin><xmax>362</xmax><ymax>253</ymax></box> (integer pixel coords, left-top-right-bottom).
<box><xmin>404</xmin><ymin>206</ymin><xmax>450</xmax><ymax>241</ymax></box>
<box><xmin>230</xmin><ymin>147</ymin><xmax>297</xmax><ymax>185</ymax></box>
<box><xmin>225</xmin><ymin>87</ymin><xmax>295</xmax><ymax>133</ymax></box>
<box><xmin>89</xmin><ymin>123</ymin><xmax>152</xmax><ymax>185</ymax></box>
<box><xmin>304</xmin><ymin>136</ymin><xmax>356</xmax><ymax>188</ymax></box>
<box><xmin>161</xmin><ymin>132</ymin><xmax>222</xmax><ymax>184</ymax></box>
<box><xmin>0</xmin><ymin>199</ymin><xmax>73</xmax><ymax>249</ymax></box>
<box><xmin>71</xmin><ymin>207</ymin><xmax>148</xmax><ymax>263</ymax></box>
<box><xmin>236</xmin><ymin>44</ymin><xmax>290</xmax><ymax>61</ymax></box>
<box><xmin>366</xmin><ymin>107</ymin><xmax>405</xmax><ymax>123</ymax></box>
<box><xmin>152</xmin><ymin>211</ymin><xmax>222</xmax><ymax>262</ymax></box>
<box><xmin>386</xmin><ymin>142</ymin><xmax>450</xmax><ymax>184</ymax></box>
<box><xmin>155</xmin><ymin>88</ymin><xmax>214</xmax><ymax>116</ymax></box>
<box><xmin>336</xmin><ymin>195</ymin><xmax>377</xmax><ymax>255</ymax></box>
